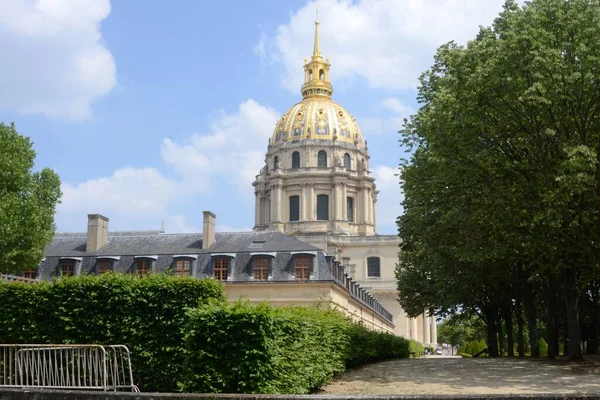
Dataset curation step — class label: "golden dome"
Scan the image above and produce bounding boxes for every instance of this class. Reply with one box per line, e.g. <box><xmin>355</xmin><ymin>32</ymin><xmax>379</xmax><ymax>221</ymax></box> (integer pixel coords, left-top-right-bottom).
<box><xmin>271</xmin><ymin>98</ymin><xmax>364</xmax><ymax>148</ymax></box>
<box><xmin>270</xmin><ymin>17</ymin><xmax>364</xmax><ymax>149</ymax></box>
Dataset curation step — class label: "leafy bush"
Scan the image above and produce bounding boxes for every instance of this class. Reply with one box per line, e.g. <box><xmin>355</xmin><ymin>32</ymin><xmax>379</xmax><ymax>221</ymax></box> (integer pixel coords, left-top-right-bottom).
<box><xmin>0</xmin><ymin>274</ymin><xmax>224</xmax><ymax>392</ymax></box>
<box><xmin>180</xmin><ymin>300</ymin><xmax>411</xmax><ymax>394</ymax></box>
<box><xmin>409</xmin><ymin>339</ymin><xmax>424</xmax><ymax>356</ymax></box>
<box><xmin>539</xmin><ymin>338</ymin><xmax>548</xmax><ymax>357</ymax></box>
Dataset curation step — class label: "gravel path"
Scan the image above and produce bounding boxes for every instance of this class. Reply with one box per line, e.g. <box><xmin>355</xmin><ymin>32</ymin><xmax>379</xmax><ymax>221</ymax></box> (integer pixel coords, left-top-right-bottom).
<box><xmin>321</xmin><ymin>356</ymin><xmax>600</xmax><ymax>395</ymax></box>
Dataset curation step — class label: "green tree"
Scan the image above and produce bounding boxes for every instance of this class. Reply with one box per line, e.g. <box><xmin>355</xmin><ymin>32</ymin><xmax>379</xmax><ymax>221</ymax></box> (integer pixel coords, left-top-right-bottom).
<box><xmin>398</xmin><ymin>0</ymin><xmax>600</xmax><ymax>361</ymax></box>
<box><xmin>0</xmin><ymin>123</ymin><xmax>61</xmax><ymax>273</ymax></box>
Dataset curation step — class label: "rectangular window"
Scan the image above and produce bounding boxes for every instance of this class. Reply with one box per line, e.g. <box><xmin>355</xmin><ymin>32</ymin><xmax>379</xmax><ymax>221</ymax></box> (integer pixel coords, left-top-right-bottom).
<box><xmin>97</xmin><ymin>259</ymin><xmax>112</xmax><ymax>274</ymax></box>
<box><xmin>295</xmin><ymin>256</ymin><xmax>311</xmax><ymax>280</ymax></box>
<box><xmin>253</xmin><ymin>257</ymin><xmax>269</xmax><ymax>281</ymax></box>
<box><xmin>60</xmin><ymin>261</ymin><xmax>75</xmax><ymax>277</ymax></box>
<box><xmin>317</xmin><ymin>194</ymin><xmax>329</xmax><ymax>221</ymax></box>
<box><xmin>367</xmin><ymin>257</ymin><xmax>381</xmax><ymax>277</ymax></box>
<box><xmin>174</xmin><ymin>259</ymin><xmax>191</xmax><ymax>275</ymax></box>
<box><xmin>23</xmin><ymin>268</ymin><xmax>37</xmax><ymax>279</ymax></box>
<box><xmin>136</xmin><ymin>259</ymin><xmax>150</xmax><ymax>275</ymax></box>
<box><xmin>347</xmin><ymin>197</ymin><xmax>354</xmax><ymax>222</ymax></box>
<box><xmin>213</xmin><ymin>257</ymin><xmax>229</xmax><ymax>280</ymax></box>
<box><xmin>289</xmin><ymin>195</ymin><xmax>300</xmax><ymax>221</ymax></box>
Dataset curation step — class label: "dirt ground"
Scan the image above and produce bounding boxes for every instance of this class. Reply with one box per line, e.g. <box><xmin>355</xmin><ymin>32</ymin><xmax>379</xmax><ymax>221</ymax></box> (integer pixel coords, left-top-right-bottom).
<box><xmin>320</xmin><ymin>356</ymin><xmax>600</xmax><ymax>395</ymax></box>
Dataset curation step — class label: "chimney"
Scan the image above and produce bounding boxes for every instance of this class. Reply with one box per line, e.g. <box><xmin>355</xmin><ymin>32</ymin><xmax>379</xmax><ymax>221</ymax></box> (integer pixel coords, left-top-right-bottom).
<box><xmin>87</xmin><ymin>214</ymin><xmax>109</xmax><ymax>252</ymax></box>
<box><xmin>202</xmin><ymin>211</ymin><xmax>216</xmax><ymax>249</ymax></box>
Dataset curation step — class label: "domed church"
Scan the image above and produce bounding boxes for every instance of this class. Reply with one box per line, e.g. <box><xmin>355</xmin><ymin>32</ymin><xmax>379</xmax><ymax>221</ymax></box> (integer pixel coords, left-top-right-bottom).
<box><xmin>253</xmin><ymin>18</ymin><xmax>437</xmax><ymax>343</ymax></box>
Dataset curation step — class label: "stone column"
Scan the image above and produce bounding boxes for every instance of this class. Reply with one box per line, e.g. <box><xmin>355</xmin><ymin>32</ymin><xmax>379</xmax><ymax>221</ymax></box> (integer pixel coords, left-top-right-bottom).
<box><xmin>423</xmin><ymin>313</ymin><xmax>431</xmax><ymax>344</ymax></box>
<box><xmin>271</xmin><ymin>184</ymin><xmax>281</xmax><ymax>222</ymax></box>
<box><xmin>367</xmin><ymin>187</ymin><xmax>374</xmax><ymax>225</ymax></box>
<box><xmin>411</xmin><ymin>318</ymin><xmax>418</xmax><ymax>341</ymax></box>
<box><xmin>342</xmin><ymin>184</ymin><xmax>348</xmax><ymax>221</ymax></box>
<box><xmin>301</xmin><ymin>185</ymin><xmax>307</xmax><ymax>221</ymax></box>
<box><xmin>334</xmin><ymin>182</ymin><xmax>342</xmax><ymax>220</ymax></box>
<box><xmin>254</xmin><ymin>191</ymin><xmax>261</xmax><ymax>226</ymax></box>
<box><xmin>431</xmin><ymin>316</ymin><xmax>437</xmax><ymax>345</ymax></box>
<box><xmin>362</xmin><ymin>187</ymin><xmax>369</xmax><ymax>223</ymax></box>
<box><xmin>308</xmin><ymin>184</ymin><xmax>315</xmax><ymax>220</ymax></box>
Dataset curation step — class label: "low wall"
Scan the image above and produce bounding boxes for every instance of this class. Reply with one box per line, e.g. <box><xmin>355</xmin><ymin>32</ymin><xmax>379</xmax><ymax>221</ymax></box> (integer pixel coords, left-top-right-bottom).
<box><xmin>1</xmin><ymin>389</ymin><xmax>600</xmax><ymax>400</ymax></box>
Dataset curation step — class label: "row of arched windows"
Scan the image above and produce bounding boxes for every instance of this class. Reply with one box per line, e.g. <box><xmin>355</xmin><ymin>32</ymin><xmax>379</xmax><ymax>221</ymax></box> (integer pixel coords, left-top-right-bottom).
<box><xmin>273</xmin><ymin>151</ymin><xmax>352</xmax><ymax>170</ymax></box>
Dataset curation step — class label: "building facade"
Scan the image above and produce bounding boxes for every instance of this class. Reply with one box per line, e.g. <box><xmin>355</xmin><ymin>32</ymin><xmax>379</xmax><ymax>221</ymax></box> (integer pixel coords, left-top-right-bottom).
<box><xmin>252</xmin><ymin>18</ymin><xmax>436</xmax><ymax>344</ymax></box>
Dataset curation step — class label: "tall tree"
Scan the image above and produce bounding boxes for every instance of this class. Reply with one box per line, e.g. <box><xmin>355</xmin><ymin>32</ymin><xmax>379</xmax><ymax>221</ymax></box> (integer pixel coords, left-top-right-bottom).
<box><xmin>0</xmin><ymin>123</ymin><xmax>61</xmax><ymax>273</ymax></box>
<box><xmin>398</xmin><ymin>0</ymin><xmax>600</xmax><ymax>360</ymax></box>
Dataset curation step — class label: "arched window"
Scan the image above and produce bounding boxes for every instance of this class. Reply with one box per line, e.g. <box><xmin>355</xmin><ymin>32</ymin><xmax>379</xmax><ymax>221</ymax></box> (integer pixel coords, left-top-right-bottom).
<box><xmin>289</xmin><ymin>195</ymin><xmax>300</xmax><ymax>221</ymax></box>
<box><xmin>319</xmin><ymin>69</ymin><xmax>324</xmax><ymax>81</ymax></box>
<box><xmin>318</xmin><ymin>150</ymin><xmax>327</xmax><ymax>168</ymax></box>
<box><xmin>292</xmin><ymin>151</ymin><xmax>300</xmax><ymax>169</ymax></box>
<box><xmin>343</xmin><ymin>153</ymin><xmax>351</xmax><ymax>169</ymax></box>
<box><xmin>317</xmin><ymin>194</ymin><xmax>329</xmax><ymax>220</ymax></box>
<box><xmin>309</xmin><ymin>70</ymin><xmax>313</xmax><ymax>80</ymax></box>
<box><xmin>274</xmin><ymin>156</ymin><xmax>279</xmax><ymax>170</ymax></box>
<box><xmin>347</xmin><ymin>197</ymin><xmax>354</xmax><ymax>222</ymax></box>
<box><xmin>367</xmin><ymin>257</ymin><xmax>381</xmax><ymax>277</ymax></box>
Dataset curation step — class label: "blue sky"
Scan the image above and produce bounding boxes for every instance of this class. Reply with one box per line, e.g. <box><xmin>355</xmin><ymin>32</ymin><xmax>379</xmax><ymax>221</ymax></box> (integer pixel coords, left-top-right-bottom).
<box><xmin>0</xmin><ymin>0</ymin><xmax>511</xmax><ymax>235</ymax></box>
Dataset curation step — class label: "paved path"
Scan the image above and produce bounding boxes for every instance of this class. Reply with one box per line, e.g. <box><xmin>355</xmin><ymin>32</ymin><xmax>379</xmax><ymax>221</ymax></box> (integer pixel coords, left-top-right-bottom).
<box><xmin>321</xmin><ymin>356</ymin><xmax>600</xmax><ymax>395</ymax></box>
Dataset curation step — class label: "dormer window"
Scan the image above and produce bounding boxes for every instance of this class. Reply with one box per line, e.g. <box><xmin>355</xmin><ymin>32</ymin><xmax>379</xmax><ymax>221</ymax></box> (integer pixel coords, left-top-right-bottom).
<box><xmin>174</xmin><ymin>259</ymin><xmax>191</xmax><ymax>275</ymax></box>
<box><xmin>213</xmin><ymin>257</ymin><xmax>229</xmax><ymax>281</ymax></box>
<box><xmin>253</xmin><ymin>257</ymin><xmax>269</xmax><ymax>281</ymax></box>
<box><xmin>293</xmin><ymin>255</ymin><xmax>313</xmax><ymax>281</ymax></box>
<box><xmin>97</xmin><ymin>259</ymin><xmax>112</xmax><ymax>274</ymax></box>
<box><xmin>343</xmin><ymin>153</ymin><xmax>351</xmax><ymax>169</ymax></box>
<box><xmin>60</xmin><ymin>260</ymin><xmax>75</xmax><ymax>277</ymax></box>
<box><xmin>23</xmin><ymin>268</ymin><xmax>37</xmax><ymax>279</ymax></box>
<box><xmin>136</xmin><ymin>259</ymin><xmax>151</xmax><ymax>275</ymax></box>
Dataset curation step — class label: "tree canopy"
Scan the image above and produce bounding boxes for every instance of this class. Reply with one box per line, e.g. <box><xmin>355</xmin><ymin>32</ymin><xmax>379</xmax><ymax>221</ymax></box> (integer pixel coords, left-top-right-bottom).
<box><xmin>0</xmin><ymin>123</ymin><xmax>61</xmax><ymax>273</ymax></box>
<box><xmin>397</xmin><ymin>0</ymin><xmax>600</xmax><ymax>360</ymax></box>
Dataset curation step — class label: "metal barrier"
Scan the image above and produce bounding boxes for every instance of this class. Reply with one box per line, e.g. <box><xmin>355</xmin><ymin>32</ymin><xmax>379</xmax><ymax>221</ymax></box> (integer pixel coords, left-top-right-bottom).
<box><xmin>0</xmin><ymin>344</ymin><xmax>139</xmax><ymax>392</ymax></box>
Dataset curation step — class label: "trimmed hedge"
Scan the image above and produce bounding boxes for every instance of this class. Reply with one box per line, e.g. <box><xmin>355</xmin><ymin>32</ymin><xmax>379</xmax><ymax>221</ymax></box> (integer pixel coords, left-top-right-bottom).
<box><xmin>180</xmin><ymin>300</ymin><xmax>411</xmax><ymax>394</ymax></box>
<box><xmin>0</xmin><ymin>274</ymin><xmax>224</xmax><ymax>392</ymax></box>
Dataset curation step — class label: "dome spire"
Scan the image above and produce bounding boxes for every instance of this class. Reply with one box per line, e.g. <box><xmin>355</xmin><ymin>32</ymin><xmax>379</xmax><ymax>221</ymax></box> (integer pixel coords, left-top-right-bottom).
<box><xmin>313</xmin><ymin>10</ymin><xmax>321</xmax><ymax>57</ymax></box>
<box><xmin>301</xmin><ymin>12</ymin><xmax>333</xmax><ymax>99</ymax></box>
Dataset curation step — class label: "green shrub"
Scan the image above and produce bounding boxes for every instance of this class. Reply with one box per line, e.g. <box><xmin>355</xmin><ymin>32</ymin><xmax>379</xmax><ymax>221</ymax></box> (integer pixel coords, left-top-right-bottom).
<box><xmin>180</xmin><ymin>300</ymin><xmax>411</xmax><ymax>394</ymax></box>
<box><xmin>539</xmin><ymin>338</ymin><xmax>548</xmax><ymax>357</ymax></box>
<box><xmin>0</xmin><ymin>274</ymin><xmax>224</xmax><ymax>392</ymax></box>
<box><xmin>409</xmin><ymin>339</ymin><xmax>424</xmax><ymax>356</ymax></box>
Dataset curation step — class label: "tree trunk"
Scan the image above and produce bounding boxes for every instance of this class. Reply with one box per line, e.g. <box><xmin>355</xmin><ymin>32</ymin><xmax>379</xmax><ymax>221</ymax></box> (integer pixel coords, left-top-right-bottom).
<box><xmin>497</xmin><ymin>314</ymin><xmax>505</xmax><ymax>357</ymax></box>
<box><xmin>524</xmin><ymin>281</ymin><xmax>539</xmax><ymax>358</ymax></box>
<box><xmin>563</xmin><ymin>281</ymin><xmax>583</xmax><ymax>361</ymax></box>
<box><xmin>515</xmin><ymin>298</ymin><xmax>525</xmax><ymax>357</ymax></box>
<box><xmin>546</xmin><ymin>285</ymin><xmax>557</xmax><ymax>360</ymax></box>
<box><xmin>504</xmin><ymin>303</ymin><xmax>515</xmax><ymax>357</ymax></box>
<box><xmin>485</xmin><ymin>307</ymin><xmax>499</xmax><ymax>357</ymax></box>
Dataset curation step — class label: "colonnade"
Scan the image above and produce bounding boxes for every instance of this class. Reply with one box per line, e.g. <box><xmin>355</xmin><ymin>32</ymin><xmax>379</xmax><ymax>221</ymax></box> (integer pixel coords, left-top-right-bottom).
<box><xmin>409</xmin><ymin>312</ymin><xmax>438</xmax><ymax>345</ymax></box>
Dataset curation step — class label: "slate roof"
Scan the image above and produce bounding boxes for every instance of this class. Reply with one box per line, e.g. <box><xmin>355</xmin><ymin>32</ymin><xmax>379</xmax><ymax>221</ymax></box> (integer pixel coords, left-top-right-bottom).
<box><xmin>45</xmin><ymin>230</ymin><xmax>320</xmax><ymax>257</ymax></box>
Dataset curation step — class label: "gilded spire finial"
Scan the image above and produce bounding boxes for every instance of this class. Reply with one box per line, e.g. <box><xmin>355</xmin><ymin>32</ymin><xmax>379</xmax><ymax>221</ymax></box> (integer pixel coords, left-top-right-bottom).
<box><xmin>313</xmin><ymin>9</ymin><xmax>321</xmax><ymax>57</ymax></box>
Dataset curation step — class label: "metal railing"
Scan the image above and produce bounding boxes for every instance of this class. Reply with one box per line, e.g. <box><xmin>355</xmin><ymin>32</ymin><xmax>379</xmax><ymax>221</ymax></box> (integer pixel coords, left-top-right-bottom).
<box><xmin>0</xmin><ymin>344</ymin><xmax>139</xmax><ymax>392</ymax></box>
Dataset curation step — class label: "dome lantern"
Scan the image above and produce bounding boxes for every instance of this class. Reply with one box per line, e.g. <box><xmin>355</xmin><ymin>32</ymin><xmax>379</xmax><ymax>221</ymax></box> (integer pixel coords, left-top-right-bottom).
<box><xmin>301</xmin><ymin>17</ymin><xmax>333</xmax><ymax>99</ymax></box>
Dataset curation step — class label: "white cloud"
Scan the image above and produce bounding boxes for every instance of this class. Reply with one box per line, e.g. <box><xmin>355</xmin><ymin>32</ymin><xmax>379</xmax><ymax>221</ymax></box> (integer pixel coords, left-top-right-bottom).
<box><xmin>58</xmin><ymin>166</ymin><xmax>188</xmax><ymax>221</ymax></box>
<box><xmin>266</xmin><ymin>0</ymin><xmax>509</xmax><ymax>92</ymax></box>
<box><xmin>55</xmin><ymin>99</ymin><xmax>278</xmax><ymax>231</ymax></box>
<box><xmin>358</xmin><ymin>97</ymin><xmax>414</xmax><ymax>136</ymax></box>
<box><xmin>0</xmin><ymin>0</ymin><xmax>116</xmax><ymax>119</ymax></box>
<box><xmin>160</xmin><ymin>99</ymin><xmax>280</xmax><ymax>191</ymax></box>
<box><xmin>372</xmin><ymin>165</ymin><xmax>403</xmax><ymax>230</ymax></box>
